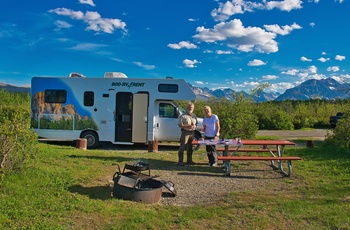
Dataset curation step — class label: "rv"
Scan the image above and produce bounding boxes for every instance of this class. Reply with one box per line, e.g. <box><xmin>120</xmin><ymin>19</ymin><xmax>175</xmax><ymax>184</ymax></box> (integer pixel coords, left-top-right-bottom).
<box><xmin>30</xmin><ymin>72</ymin><xmax>202</xmax><ymax>149</ymax></box>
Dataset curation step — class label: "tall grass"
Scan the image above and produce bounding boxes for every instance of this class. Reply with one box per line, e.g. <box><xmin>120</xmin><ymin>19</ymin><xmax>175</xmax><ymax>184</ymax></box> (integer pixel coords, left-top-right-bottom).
<box><xmin>0</xmin><ymin>141</ymin><xmax>349</xmax><ymax>229</ymax></box>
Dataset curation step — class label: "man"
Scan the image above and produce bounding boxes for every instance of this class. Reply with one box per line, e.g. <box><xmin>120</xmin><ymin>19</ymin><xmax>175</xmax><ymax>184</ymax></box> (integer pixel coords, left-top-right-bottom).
<box><xmin>177</xmin><ymin>102</ymin><xmax>197</xmax><ymax>166</ymax></box>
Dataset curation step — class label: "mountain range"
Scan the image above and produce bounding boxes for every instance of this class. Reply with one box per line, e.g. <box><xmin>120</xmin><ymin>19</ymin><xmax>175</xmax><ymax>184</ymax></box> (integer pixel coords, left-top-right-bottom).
<box><xmin>1</xmin><ymin>77</ymin><xmax>349</xmax><ymax>101</ymax></box>
<box><xmin>190</xmin><ymin>77</ymin><xmax>350</xmax><ymax>102</ymax></box>
<box><xmin>0</xmin><ymin>82</ymin><xmax>31</xmax><ymax>93</ymax></box>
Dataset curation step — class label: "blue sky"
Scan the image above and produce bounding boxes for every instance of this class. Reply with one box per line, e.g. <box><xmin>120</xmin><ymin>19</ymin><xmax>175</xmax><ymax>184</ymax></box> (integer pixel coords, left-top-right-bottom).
<box><xmin>0</xmin><ymin>0</ymin><xmax>349</xmax><ymax>93</ymax></box>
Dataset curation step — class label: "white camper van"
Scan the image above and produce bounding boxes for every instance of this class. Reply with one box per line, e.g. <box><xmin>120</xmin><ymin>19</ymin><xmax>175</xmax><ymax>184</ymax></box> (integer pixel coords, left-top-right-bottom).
<box><xmin>30</xmin><ymin>72</ymin><xmax>202</xmax><ymax>148</ymax></box>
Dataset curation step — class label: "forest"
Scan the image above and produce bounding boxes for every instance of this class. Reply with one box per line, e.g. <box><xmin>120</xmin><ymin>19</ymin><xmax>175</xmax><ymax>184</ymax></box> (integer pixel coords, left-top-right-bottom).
<box><xmin>180</xmin><ymin>93</ymin><xmax>350</xmax><ymax>139</ymax></box>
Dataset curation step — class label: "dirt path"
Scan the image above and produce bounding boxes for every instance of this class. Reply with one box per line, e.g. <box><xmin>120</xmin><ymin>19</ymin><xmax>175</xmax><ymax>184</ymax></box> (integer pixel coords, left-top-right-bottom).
<box><xmin>257</xmin><ymin>129</ymin><xmax>331</xmax><ymax>140</ymax></box>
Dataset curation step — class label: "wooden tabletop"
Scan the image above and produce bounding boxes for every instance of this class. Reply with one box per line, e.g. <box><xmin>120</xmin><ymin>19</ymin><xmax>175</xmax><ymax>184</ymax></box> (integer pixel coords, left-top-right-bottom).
<box><xmin>241</xmin><ymin>140</ymin><xmax>296</xmax><ymax>146</ymax></box>
<box><xmin>192</xmin><ymin>139</ymin><xmax>295</xmax><ymax>146</ymax></box>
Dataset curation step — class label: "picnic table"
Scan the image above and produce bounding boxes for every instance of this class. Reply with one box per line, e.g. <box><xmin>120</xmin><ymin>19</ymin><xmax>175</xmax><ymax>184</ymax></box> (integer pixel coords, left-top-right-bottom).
<box><xmin>192</xmin><ymin>139</ymin><xmax>301</xmax><ymax>177</ymax></box>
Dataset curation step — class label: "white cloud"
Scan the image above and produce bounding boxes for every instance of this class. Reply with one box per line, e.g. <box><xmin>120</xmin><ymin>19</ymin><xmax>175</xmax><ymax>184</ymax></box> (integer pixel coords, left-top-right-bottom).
<box><xmin>216</xmin><ymin>50</ymin><xmax>234</xmax><ymax>54</ymax></box>
<box><xmin>0</xmin><ymin>23</ymin><xmax>20</xmax><ymax>39</ymax></box>
<box><xmin>167</xmin><ymin>41</ymin><xmax>198</xmax><ymax>49</ymax></box>
<box><xmin>195</xmin><ymin>81</ymin><xmax>205</xmax><ymax>85</ymax></box>
<box><xmin>269</xmin><ymin>82</ymin><xmax>296</xmax><ymax>92</ymax></box>
<box><xmin>262</xmin><ymin>75</ymin><xmax>278</xmax><ymax>80</ymax></box>
<box><xmin>237</xmin><ymin>45</ymin><xmax>255</xmax><ymax>52</ymax></box>
<box><xmin>310</xmin><ymin>22</ymin><xmax>315</xmax><ymax>27</ymax></box>
<box><xmin>300</xmin><ymin>56</ymin><xmax>312</xmax><ymax>62</ymax></box>
<box><xmin>211</xmin><ymin>1</ymin><xmax>247</xmax><ymax>22</ymax></box>
<box><xmin>203</xmin><ymin>49</ymin><xmax>213</xmax><ymax>53</ymax></box>
<box><xmin>330</xmin><ymin>75</ymin><xmax>350</xmax><ymax>85</ymax></box>
<box><xmin>330</xmin><ymin>76</ymin><xmax>343</xmax><ymax>83</ymax></box>
<box><xmin>57</xmin><ymin>38</ymin><xmax>69</xmax><ymax>42</ymax></box>
<box><xmin>282</xmin><ymin>65</ymin><xmax>321</xmax><ymax>82</ymax></box>
<box><xmin>211</xmin><ymin>0</ymin><xmax>302</xmax><ymax>22</ymax></box>
<box><xmin>133</xmin><ymin>62</ymin><xmax>155</xmax><ymax>70</ymax></box>
<box><xmin>264</xmin><ymin>22</ymin><xmax>302</xmax><ymax>35</ymax></box>
<box><xmin>318</xmin><ymin>57</ymin><xmax>330</xmax><ymax>62</ymax></box>
<box><xmin>307</xmin><ymin>65</ymin><xmax>317</xmax><ymax>73</ymax></box>
<box><xmin>79</xmin><ymin>0</ymin><xmax>95</xmax><ymax>7</ymax></box>
<box><xmin>297</xmin><ymin>72</ymin><xmax>325</xmax><ymax>82</ymax></box>
<box><xmin>193</xmin><ymin>19</ymin><xmax>278</xmax><ymax>53</ymax></box>
<box><xmin>327</xmin><ymin>66</ymin><xmax>340</xmax><ymax>72</ymax></box>
<box><xmin>49</xmin><ymin>8</ymin><xmax>84</xmax><ymax>20</ymax></box>
<box><xmin>69</xmin><ymin>43</ymin><xmax>107</xmax><ymax>51</ymax></box>
<box><xmin>281</xmin><ymin>69</ymin><xmax>299</xmax><ymax>75</ymax></box>
<box><xmin>265</xmin><ymin>0</ymin><xmax>303</xmax><ymax>11</ymax></box>
<box><xmin>289</xmin><ymin>65</ymin><xmax>331</xmax><ymax>82</ymax></box>
<box><xmin>49</xmin><ymin>8</ymin><xmax>127</xmax><ymax>34</ymax></box>
<box><xmin>53</xmin><ymin>20</ymin><xmax>72</xmax><ymax>31</ymax></box>
<box><xmin>110</xmin><ymin>57</ymin><xmax>124</xmax><ymax>63</ymax></box>
<box><xmin>335</xmin><ymin>55</ymin><xmax>346</xmax><ymax>61</ymax></box>
<box><xmin>248</xmin><ymin>59</ymin><xmax>266</xmax><ymax>66</ymax></box>
<box><xmin>236</xmin><ymin>81</ymin><xmax>260</xmax><ymax>90</ymax></box>
<box><xmin>183</xmin><ymin>59</ymin><xmax>201</xmax><ymax>68</ymax></box>
<box><xmin>297</xmin><ymin>72</ymin><xmax>308</xmax><ymax>79</ymax></box>
<box><xmin>338</xmin><ymin>74</ymin><xmax>350</xmax><ymax>80</ymax></box>
<box><xmin>85</xmin><ymin>11</ymin><xmax>126</xmax><ymax>34</ymax></box>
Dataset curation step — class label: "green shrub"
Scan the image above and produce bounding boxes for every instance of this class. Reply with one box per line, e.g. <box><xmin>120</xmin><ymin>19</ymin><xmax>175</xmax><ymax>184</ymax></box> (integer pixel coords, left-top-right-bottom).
<box><xmin>202</xmin><ymin>95</ymin><xmax>258</xmax><ymax>139</ymax></box>
<box><xmin>325</xmin><ymin>114</ymin><xmax>350</xmax><ymax>148</ymax></box>
<box><xmin>255</xmin><ymin>106</ymin><xmax>294</xmax><ymax>130</ymax></box>
<box><xmin>0</xmin><ymin>97</ymin><xmax>38</xmax><ymax>175</ymax></box>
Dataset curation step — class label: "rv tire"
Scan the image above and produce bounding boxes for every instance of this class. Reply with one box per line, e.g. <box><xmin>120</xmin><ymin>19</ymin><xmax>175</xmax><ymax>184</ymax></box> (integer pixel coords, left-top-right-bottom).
<box><xmin>81</xmin><ymin>131</ymin><xmax>99</xmax><ymax>149</ymax></box>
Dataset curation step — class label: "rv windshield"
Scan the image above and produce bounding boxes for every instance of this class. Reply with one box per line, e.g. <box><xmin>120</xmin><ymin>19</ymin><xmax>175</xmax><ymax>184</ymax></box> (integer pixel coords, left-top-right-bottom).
<box><xmin>175</xmin><ymin>102</ymin><xmax>186</xmax><ymax>115</ymax></box>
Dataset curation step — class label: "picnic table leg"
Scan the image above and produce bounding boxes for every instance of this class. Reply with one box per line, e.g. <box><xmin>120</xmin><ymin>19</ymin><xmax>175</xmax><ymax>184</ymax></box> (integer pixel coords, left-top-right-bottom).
<box><xmin>223</xmin><ymin>144</ymin><xmax>241</xmax><ymax>176</ymax></box>
<box><xmin>279</xmin><ymin>160</ymin><xmax>292</xmax><ymax>177</ymax></box>
<box><xmin>277</xmin><ymin>145</ymin><xmax>292</xmax><ymax>176</ymax></box>
<box><xmin>225</xmin><ymin>160</ymin><xmax>231</xmax><ymax>176</ymax></box>
<box><xmin>223</xmin><ymin>145</ymin><xmax>231</xmax><ymax>176</ymax></box>
<box><xmin>269</xmin><ymin>145</ymin><xmax>279</xmax><ymax>170</ymax></box>
<box><xmin>270</xmin><ymin>145</ymin><xmax>292</xmax><ymax>176</ymax></box>
<box><xmin>277</xmin><ymin>145</ymin><xmax>285</xmax><ymax>170</ymax></box>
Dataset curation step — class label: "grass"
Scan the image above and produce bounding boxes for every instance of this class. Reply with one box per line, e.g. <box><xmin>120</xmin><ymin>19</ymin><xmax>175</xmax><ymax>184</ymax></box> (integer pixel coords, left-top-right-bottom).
<box><xmin>1</xmin><ymin>141</ymin><xmax>350</xmax><ymax>229</ymax></box>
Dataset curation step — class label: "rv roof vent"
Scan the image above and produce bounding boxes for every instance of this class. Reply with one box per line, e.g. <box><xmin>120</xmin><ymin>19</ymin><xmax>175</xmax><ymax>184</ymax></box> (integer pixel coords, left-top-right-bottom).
<box><xmin>69</xmin><ymin>72</ymin><xmax>86</xmax><ymax>78</ymax></box>
<box><xmin>104</xmin><ymin>72</ymin><xmax>128</xmax><ymax>78</ymax></box>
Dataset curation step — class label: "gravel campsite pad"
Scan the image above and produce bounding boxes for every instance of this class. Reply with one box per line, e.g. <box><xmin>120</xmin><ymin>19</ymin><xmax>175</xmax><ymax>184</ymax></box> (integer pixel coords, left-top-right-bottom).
<box><xmin>157</xmin><ymin>129</ymin><xmax>329</xmax><ymax>206</ymax></box>
<box><xmin>158</xmin><ymin>161</ymin><xmax>302</xmax><ymax>206</ymax></box>
<box><xmin>108</xmin><ymin>129</ymin><xmax>328</xmax><ymax>206</ymax></box>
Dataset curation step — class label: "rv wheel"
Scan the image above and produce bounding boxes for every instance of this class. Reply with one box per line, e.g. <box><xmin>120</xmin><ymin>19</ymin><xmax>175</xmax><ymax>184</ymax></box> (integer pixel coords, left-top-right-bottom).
<box><xmin>81</xmin><ymin>131</ymin><xmax>99</xmax><ymax>149</ymax></box>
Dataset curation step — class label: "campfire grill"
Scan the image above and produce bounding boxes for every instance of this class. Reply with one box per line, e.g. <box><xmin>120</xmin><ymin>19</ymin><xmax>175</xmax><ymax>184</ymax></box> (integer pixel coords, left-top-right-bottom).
<box><xmin>112</xmin><ymin>162</ymin><xmax>176</xmax><ymax>204</ymax></box>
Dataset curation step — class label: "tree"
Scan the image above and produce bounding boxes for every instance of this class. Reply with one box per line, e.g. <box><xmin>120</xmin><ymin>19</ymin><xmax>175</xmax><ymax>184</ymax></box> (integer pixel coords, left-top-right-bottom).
<box><xmin>249</xmin><ymin>82</ymin><xmax>271</xmax><ymax>105</ymax></box>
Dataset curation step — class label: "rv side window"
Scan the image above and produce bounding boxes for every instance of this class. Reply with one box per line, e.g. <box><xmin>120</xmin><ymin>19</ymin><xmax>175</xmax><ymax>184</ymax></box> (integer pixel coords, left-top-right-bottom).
<box><xmin>44</xmin><ymin>90</ymin><xmax>67</xmax><ymax>103</ymax></box>
<box><xmin>158</xmin><ymin>84</ymin><xmax>178</xmax><ymax>93</ymax></box>
<box><xmin>84</xmin><ymin>91</ymin><xmax>94</xmax><ymax>106</ymax></box>
<box><xmin>159</xmin><ymin>103</ymin><xmax>177</xmax><ymax>118</ymax></box>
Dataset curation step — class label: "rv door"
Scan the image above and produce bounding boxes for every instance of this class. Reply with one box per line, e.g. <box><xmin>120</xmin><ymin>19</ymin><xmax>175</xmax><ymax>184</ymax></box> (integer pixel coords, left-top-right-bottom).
<box><xmin>154</xmin><ymin>101</ymin><xmax>183</xmax><ymax>142</ymax></box>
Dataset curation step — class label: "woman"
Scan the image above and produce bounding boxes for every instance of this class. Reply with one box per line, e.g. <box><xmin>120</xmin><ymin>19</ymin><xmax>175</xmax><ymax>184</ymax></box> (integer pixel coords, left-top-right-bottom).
<box><xmin>202</xmin><ymin>106</ymin><xmax>220</xmax><ymax>166</ymax></box>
